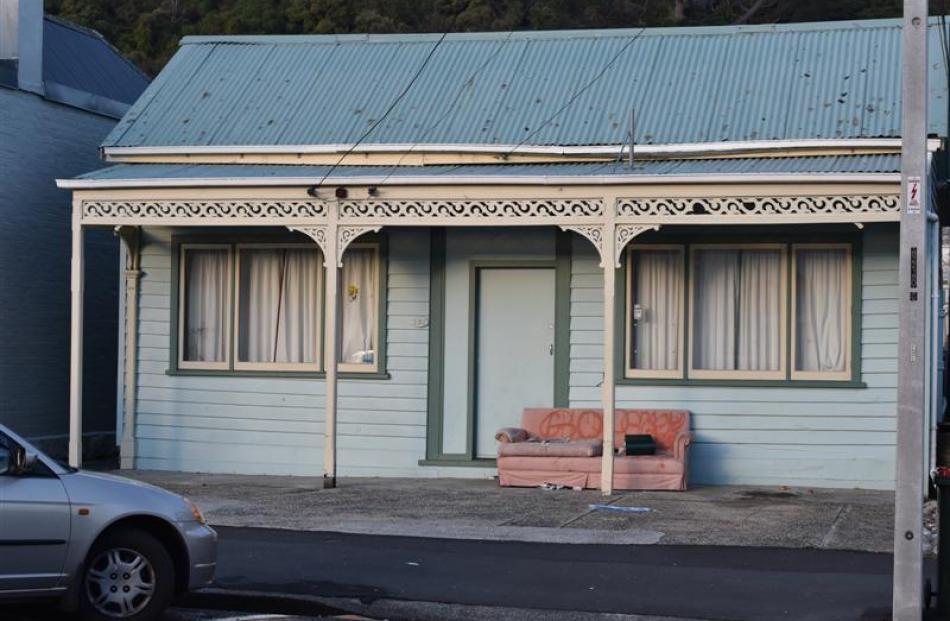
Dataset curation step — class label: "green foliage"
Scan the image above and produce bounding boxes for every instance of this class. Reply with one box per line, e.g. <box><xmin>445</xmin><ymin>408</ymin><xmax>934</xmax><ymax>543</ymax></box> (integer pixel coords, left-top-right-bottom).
<box><xmin>45</xmin><ymin>0</ymin><xmax>913</xmax><ymax>77</ymax></box>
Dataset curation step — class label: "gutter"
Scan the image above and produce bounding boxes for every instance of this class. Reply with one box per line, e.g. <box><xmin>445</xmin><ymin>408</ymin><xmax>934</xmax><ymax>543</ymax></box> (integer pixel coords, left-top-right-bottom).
<box><xmin>57</xmin><ymin>172</ymin><xmax>902</xmax><ymax>190</ymax></box>
<box><xmin>99</xmin><ymin>138</ymin><xmax>941</xmax><ymax>160</ymax></box>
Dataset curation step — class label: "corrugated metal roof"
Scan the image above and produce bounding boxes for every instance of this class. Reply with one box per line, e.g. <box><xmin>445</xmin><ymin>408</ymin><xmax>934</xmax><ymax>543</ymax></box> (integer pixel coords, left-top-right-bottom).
<box><xmin>103</xmin><ymin>18</ymin><xmax>949</xmax><ymax>149</ymax></box>
<box><xmin>68</xmin><ymin>154</ymin><xmax>901</xmax><ymax>186</ymax></box>
<box><xmin>43</xmin><ymin>17</ymin><xmax>149</xmax><ymax>107</ymax></box>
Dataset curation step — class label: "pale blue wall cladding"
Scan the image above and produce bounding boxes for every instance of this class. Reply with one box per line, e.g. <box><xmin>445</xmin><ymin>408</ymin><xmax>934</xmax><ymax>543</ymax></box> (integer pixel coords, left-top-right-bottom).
<box><xmin>132</xmin><ymin>227</ymin><xmax>433</xmax><ymax>476</ymax></box>
<box><xmin>569</xmin><ymin>225</ymin><xmax>899</xmax><ymax>490</ymax></box>
<box><xmin>0</xmin><ymin>88</ymin><xmax>118</xmax><ymax>454</ymax></box>
<box><xmin>133</xmin><ymin>225</ymin><xmax>899</xmax><ymax>486</ymax></box>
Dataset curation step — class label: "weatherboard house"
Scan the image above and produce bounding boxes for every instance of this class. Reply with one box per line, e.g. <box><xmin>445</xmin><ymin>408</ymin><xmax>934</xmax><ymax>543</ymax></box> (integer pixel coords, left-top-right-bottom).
<box><xmin>1</xmin><ymin>4</ymin><xmax>148</xmax><ymax>458</ymax></box>
<box><xmin>58</xmin><ymin>19</ymin><xmax>949</xmax><ymax>491</ymax></box>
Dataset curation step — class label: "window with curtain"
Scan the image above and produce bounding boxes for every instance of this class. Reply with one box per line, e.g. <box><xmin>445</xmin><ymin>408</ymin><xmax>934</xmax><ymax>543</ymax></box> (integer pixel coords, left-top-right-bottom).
<box><xmin>624</xmin><ymin>241</ymin><xmax>855</xmax><ymax>383</ymax></box>
<box><xmin>340</xmin><ymin>245</ymin><xmax>379</xmax><ymax>371</ymax></box>
<box><xmin>626</xmin><ymin>247</ymin><xmax>684</xmax><ymax>378</ymax></box>
<box><xmin>690</xmin><ymin>246</ymin><xmax>785</xmax><ymax>378</ymax></box>
<box><xmin>793</xmin><ymin>245</ymin><xmax>851</xmax><ymax>379</ymax></box>
<box><xmin>180</xmin><ymin>246</ymin><xmax>231</xmax><ymax>368</ymax></box>
<box><xmin>176</xmin><ymin>240</ymin><xmax>383</xmax><ymax>374</ymax></box>
<box><xmin>236</xmin><ymin>246</ymin><xmax>321</xmax><ymax>369</ymax></box>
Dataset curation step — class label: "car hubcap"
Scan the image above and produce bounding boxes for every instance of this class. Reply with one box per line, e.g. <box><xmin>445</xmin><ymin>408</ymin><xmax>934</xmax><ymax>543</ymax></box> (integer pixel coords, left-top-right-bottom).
<box><xmin>85</xmin><ymin>548</ymin><xmax>156</xmax><ymax>618</ymax></box>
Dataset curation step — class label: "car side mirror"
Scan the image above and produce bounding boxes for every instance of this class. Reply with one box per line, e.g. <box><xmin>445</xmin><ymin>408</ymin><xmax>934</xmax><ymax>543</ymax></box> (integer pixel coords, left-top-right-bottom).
<box><xmin>11</xmin><ymin>445</ymin><xmax>37</xmax><ymax>475</ymax></box>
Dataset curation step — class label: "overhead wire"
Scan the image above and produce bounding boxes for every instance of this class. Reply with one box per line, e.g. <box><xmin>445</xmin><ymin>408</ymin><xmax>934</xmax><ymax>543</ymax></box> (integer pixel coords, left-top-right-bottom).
<box><xmin>500</xmin><ymin>27</ymin><xmax>648</xmax><ymax>159</ymax></box>
<box><xmin>377</xmin><ymin>29</ymin><xmax>518</xmax><ymax>186</ymax></box>
<box><xmin>312</xmin><ymin>32</ymin><xmax>449</xmax><ymax>190</ymax></box>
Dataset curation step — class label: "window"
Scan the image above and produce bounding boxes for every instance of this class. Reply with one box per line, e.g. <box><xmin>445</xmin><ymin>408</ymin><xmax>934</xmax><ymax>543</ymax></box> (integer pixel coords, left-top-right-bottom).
<box><xmin>689</xmin><ymin>245</ymin><xmax>787</xmax><ymax>380</ymax></box>
<box><xmin>176</xmin><ymin>240</ymin><xmax>383</xmax><ymax>374</ymax></box>
<box><xmin>179</xmin><ymin>245</ymin><xmax>231</xmax><ymax>370</ymax></box>
<box><xmin>626</xmin><ymin>246</ymin><xmax>684</xmax><ymax>378</ymax></box>
<box><xmin>792</xmin><ymin>244</ymin><xmax>852</xmax><ymax>380</ymax></box>
<box><xmin>235</xmin><ymin>245</ymin><xmax>322</xmax><ymax>371</ymax></box>
<box><xmin>339</xmin><ymin>244</ymin><xmax>380</xmax><ymax>372</ymax></box>
<box><xmin>624</xmin><ymin>241</ymin><xmax>854</xmax><ymax>383</ymax></box>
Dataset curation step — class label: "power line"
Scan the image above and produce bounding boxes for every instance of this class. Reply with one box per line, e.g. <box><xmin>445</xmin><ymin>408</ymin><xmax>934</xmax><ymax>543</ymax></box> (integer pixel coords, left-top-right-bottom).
<box><xmin>502</xmin><ymin>28</ymin><xmax>647</xmax><ymax>159</ymax></box>
<box><xmin>313</xmin><ymin>32</ymin><xmax>448</xmax><ymax>190</ymax></box>
<box><xmin>377</xmin><ymin>30</ymin><xmax>518</xmax><ymax>185</ymax></box>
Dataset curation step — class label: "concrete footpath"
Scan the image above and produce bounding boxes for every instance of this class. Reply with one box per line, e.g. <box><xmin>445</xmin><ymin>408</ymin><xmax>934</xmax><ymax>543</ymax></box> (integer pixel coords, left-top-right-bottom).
<box><xmin>123</xmin><ymin>471</ymin><xmax>900</xmax><ymax>552</ymax></box>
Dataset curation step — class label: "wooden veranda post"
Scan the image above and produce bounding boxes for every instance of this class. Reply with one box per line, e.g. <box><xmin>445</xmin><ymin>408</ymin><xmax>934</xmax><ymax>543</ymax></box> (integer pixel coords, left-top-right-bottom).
<box><xmin>117</xmin><ymin>227</ymin><xmax>142</xmax><ymax>469</ymax></box>
<box><xmin>601</xmin><ymin>222</ymin><xmax>616</xmax><ymax>494</ymax></box>
<box><xmin>68</xmin><ymin>202</ymin><xmax>84</xmax><ymax>467</ymax></box>
<box><xmin>323</xmin><ymin>221</ymin><xmax>340</xmax><ymax>488</ymax></box>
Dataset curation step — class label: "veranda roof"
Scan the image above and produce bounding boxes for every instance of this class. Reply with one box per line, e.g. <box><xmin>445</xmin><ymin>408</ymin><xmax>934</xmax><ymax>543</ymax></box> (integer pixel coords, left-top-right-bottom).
<box><xmin>61</xmin><ymin>154</ymin><xmax>901</xmax><ymax>189</ymax></box>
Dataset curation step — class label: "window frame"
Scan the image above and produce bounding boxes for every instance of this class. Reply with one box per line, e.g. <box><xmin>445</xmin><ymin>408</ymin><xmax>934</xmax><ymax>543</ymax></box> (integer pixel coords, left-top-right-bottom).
<box><xmin>790</xmin><ymin>243</ymin><xmax>854</xmax><ymax>382</ymax></box>
<box><xmin>624</xmin><ymin>244</ymin><xmax>686</xmax><ymax>379</ymax></box>
<box><xmin>232</xmin><ymin>243</ymin><xmax>324</xmax><ymax>373</ymax></box>
<box><xmin>337</xmin><ymin>241</ymin><xmax>382</xmax><ymax>374</ymax></box>
<box><xmin>177</xmin><ymin>243</ymin><xmax>233</xmax><ymax>371</ymax></box>
<box><xmin>170</xmin><ymin>234</ymin><xmax>388</xmax><ymax>378</ymax></box>
<box><xmin>686</xmin><ymin>243</ymin><xmax>788</xmax><ymax>381</ymax></box>
<box><xmin>620</xmin><ymin>236</ymin><xmax>859</xmax><ymax>386</ymax></box>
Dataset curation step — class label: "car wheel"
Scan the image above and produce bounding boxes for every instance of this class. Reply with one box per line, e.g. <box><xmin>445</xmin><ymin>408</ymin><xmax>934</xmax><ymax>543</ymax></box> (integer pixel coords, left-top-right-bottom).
<box><xmin>79</xmin><ymin>528</ymin><xmax>175</xmax><ymax>621</ymax></box>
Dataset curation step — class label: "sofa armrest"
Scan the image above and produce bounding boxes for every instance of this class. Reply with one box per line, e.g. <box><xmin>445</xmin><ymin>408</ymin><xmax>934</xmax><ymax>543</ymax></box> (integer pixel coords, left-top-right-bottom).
<box><xmin>673</xmin><ymin>431</ymin><xmax>691</xmax><ymax>461</ymax></box>
<box><xmin>495</xmin><ymin>427</ymin><xmax>532</xmax><ymax>443</ymax></box>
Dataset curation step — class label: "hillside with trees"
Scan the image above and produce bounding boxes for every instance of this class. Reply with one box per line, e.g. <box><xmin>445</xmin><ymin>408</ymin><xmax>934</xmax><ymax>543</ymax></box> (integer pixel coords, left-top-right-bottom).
<box><xmin>47</xmin><ymin>0</ymin><xmax>920</xmax><ymax>77</ymax></box>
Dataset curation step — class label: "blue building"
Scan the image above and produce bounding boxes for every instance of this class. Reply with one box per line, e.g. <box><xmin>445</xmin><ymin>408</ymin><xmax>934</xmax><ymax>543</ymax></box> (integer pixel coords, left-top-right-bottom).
<box><xmin>59</xmin><ymin>18</ymin><xmax>947</xmax><ymax>490</ymax></box>
<box><xmin>0</xmin><ymin>1</ymin><xmax>148</xmax><ymax>459</ymax></box>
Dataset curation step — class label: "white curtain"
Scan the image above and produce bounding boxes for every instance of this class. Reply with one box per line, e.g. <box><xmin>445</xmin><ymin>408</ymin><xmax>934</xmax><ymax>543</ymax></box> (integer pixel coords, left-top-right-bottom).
<box><xmin>737</xmin><ymin>250</ymin><xmax>783</xmax><ymax>371</ymax></box>
<box><xmin>692</xmin><ymin>248</ymin><xmax>782</xmax><ymax>371</ymax></box>
<box><xmin>184</xmin><ymin>248</ymin><xmax>229</xmax><ymax>362</ymax></box>
<box><xmin>795</xmin><ymin>248</ymin><xmax>847</xmax><ymax>372</ymax></box>
<box><xmin>692</xmin><ymin>249</ymin><xmax>738</xmax><ymax>370</ymax></box>
<box><xmin>341</xmin><ymin>247</ymin><xmax>378</xmax><ymax>364</ymax></box>
<box><xmin>238</xmin><ymin>248</ymin><xmax>319</xmax><ymax>364</ymax></box>
<box><xmin>631</xmin><ymin>249</ymin><xmax>681</xmax><ymax>370</ymax></box>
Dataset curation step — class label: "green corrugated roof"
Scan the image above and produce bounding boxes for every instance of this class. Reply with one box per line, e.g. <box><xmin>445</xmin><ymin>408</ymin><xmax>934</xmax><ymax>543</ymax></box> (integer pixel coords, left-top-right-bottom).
<box><xmin>65</xmin><ymin>155</ymin><xmax>901</xmax><ymax>187</ymax></box>
<box><xmin>103</xmin><ymin>18</ymin><xmax>949</xmax><ymax>150</ymax></box>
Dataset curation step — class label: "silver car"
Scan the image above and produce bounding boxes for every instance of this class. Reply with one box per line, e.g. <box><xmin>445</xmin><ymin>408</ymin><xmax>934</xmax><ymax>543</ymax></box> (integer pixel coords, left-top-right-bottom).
<box><xmin>0</xmin><ymin>424</ymin><xmax>217</xmax><ymax>620</ymax></box>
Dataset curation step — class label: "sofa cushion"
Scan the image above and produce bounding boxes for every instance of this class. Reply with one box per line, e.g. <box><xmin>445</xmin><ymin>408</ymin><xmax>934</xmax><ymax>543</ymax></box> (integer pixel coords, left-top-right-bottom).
<box><xmin>495</xmin><ymin>427</ymin><xmax>532</xmax><ymax>443</ymax></box>
<box><xmin>613</xmin><ymin>453</ymin><xmax>683</xmax><ymax>475</ymax></box>
<box><xmin>521</xmin><ymin>408</ymin><xmax>689</xmax><ymax>451</ymax></box>
<box><xmin>498</xmin><ymin>439</ymin><xmax>603</xmax><ymax>458</ymax></box>
<box><xmin>498</xmin><ymin>453</ymin><xmax>682</xmax><ymax>475</ymax></box>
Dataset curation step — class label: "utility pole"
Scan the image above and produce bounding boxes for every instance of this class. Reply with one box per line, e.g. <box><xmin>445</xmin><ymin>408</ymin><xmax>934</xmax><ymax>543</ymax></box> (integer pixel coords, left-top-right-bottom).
<box><xmin>894</xmin><ymin>0</ymin><xmax>928</xmax><ymax>618</ymax></box>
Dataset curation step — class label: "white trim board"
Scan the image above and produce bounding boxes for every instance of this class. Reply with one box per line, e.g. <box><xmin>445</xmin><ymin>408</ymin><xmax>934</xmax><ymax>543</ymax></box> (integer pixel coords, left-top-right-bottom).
<box><xmin>100</xmin><ymin>137</ymin><xmax>940</xmax><ymax>158</ymax></box>
<box><xmin>58</xmin><ymin>172</ymin><xmax>902</xmax><ymax>190</ymax></box>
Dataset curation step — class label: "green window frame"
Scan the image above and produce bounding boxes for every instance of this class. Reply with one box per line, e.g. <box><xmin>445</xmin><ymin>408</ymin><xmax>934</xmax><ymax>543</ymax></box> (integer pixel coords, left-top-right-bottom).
<box><xmin>619</xmin><ymin>234</ymin><xmax>863</xmax><ymax>388</ymax></box>
<box><xmin>169</xmin><ymin>232</ymin><xmax>389</xmax><ymax>380</ymax></box>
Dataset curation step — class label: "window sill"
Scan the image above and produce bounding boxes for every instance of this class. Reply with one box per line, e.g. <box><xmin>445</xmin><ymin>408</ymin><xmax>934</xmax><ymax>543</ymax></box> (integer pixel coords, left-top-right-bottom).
<box><xmin>617</xmin><ymin>377</ymin><xmax>866</xmax><ymax>389</ymax></box>
<box><xmin>166</xmin><ymin>368</ymin><xmax>391</xmax><ymax>380</ymax></box>
<box><xmin>418</xmin><ymin>458</ymin><xmax>497</xmax><ymax>468</ymax></box>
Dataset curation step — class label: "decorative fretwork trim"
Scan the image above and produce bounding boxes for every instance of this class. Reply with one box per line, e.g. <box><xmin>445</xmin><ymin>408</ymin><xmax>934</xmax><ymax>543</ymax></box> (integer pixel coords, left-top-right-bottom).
<box><xmin>337</xmin><ymin>225</ymin><xmax>381</xmax><ymax>267</ymax></box>
<box><xmin>616</xmin><ymin>195</ymin><xmax>900</xmax><ymax>218</ymax></box>
<box><xmin>82</xmin><ymin>199</ymin><xmax>328</xmax><ymax>220</ymax></box>
<box><xmin>561</xmin><ymin>225</ymin><xmax>606</xmax><ymax>268</ymax></box>
<box><xmin>339</xmin><ymin>199</ymin><xmax>604</xmax><ymax>219</ymax></box>
<box><xmin>287</xmin><ymin>226</ymin><xmax>329</xmax><ymax>262</ymax></box>
<box><xmin>615</xmin><ymin>225</ymin><xmax>661</xmax><ymax>267</ymax></box>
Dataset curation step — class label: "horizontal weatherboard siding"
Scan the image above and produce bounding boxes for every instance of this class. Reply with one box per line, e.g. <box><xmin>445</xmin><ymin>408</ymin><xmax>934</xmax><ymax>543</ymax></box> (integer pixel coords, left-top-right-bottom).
<box><xmin>568</xmin><ymin>224</ymin><xmax>899</xmax><ymax>489</ymax></box>
<box><xmin>133</xmin><ymin>227</ymin><xmax>432</xmax><ymax>476</ymax></box>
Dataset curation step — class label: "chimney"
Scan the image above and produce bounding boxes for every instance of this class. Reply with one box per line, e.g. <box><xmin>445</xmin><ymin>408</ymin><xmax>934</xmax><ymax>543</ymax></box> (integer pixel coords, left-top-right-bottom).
<box><xmin>0</xmin><ymin>0</ymin><xmax>43</xmax><ymax>95</ymax></box>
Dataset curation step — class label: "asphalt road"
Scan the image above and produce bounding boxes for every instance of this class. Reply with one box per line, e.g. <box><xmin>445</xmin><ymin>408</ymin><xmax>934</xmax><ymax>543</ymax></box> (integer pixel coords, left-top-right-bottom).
<box><xmin>2</xmin><ymin>606</ymin><xmax>342</xmax><ymax>621</ymax></box>
<box><xmin>210</xmin><ymin>526</ymin><xmax>931</xmax><ymax>621</ymax></box>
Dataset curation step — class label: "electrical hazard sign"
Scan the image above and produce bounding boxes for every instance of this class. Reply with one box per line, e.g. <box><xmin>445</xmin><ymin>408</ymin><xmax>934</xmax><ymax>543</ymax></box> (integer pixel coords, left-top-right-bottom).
<box><xmin>906</xmin><ymin>176</ymin><xmax>921</xmax><ymax>215</ymax></box>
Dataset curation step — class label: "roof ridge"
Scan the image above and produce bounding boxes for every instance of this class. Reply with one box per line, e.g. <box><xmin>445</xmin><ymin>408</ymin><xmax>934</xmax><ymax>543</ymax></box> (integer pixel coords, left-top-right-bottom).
<box><xmin>179</xmin><ymin>17</ymin><xmax>918</xmax><ymax>47</ymax></box>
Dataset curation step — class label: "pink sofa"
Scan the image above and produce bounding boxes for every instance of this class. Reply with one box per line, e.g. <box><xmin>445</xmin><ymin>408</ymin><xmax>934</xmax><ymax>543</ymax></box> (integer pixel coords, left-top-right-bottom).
<box><xmin>496</xmin><ymin>408</ymin><xmax>691</xmax><ymax>491</ymax></box>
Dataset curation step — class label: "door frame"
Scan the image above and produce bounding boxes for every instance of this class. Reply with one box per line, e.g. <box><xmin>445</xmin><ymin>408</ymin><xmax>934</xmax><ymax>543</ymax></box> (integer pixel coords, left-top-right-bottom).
<box><xmin>422</xmin><ymin>229</ymin><xmax>573</xmax><ymax>466</ymax></box>
<box><xmin>469</xmin><ymin>261</ymin><xmax>558</xmax><ymax>461</ymax></box>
